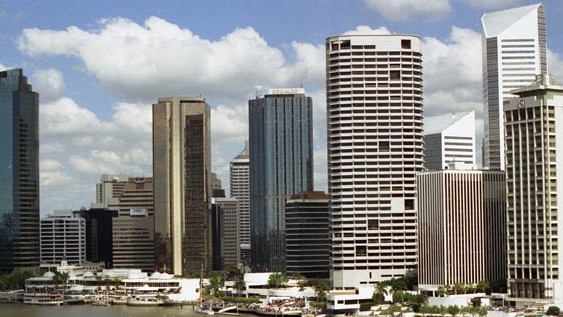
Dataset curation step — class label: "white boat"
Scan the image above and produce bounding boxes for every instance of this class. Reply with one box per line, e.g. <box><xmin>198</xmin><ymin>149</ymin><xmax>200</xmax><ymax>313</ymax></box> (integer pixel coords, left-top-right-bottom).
<box><xmin>109</xmin><ymin>294</ymin><xmax>129</xmax><ymax>305</ymax></box>
<box><xmin>127</xmin><ymin>295</ymin><xmax>164</xmax><ymax>306</ymax></box>
<box><xmin>23</xmin><ymin>292</ymin><xmax>64</xmax><ymax>306</ymax></box>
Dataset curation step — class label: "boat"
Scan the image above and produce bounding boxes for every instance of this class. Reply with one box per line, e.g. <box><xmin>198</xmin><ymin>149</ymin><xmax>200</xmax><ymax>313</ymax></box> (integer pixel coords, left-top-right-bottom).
<box><xmin>23</xmin><ymin>292</ymin><xmax>64</xmax><ymax>306</ymax></box>
<box><xmin>197</xmin><ymin>305</ymin><xmax>215</xmax><ymax>315</ymax></box>
<box><xmin>109</xmin><ymin>294</ymin><xmax>129</xmax><ymax>305</ymax></box>
<box><xmin>127</xmin><ymin>294</ymin><xmax>164</xmax><ymax>306</ymax></box>
<box><xmin>63</xmin><ymin>294</ymin><xmax>85</xmax><ymax>305</ymax></box>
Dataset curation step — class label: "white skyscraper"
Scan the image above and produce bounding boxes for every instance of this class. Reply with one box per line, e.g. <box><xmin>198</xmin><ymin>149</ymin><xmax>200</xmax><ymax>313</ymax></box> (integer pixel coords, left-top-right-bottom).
<box><xmin>505</xmin><ymin>74</ymin><xmax>563</xmax><ymax>303</ymax></box>
<box><xmin>424</xmin><ymin>111</ymin><xmax>475</xmax><ymax>170</ymax></box>
<box><xmin>230</xmin><ymin>142</ymin><xmax>250</xmax><ymax>263</ymax></box>
<box><xmin>482</xmin><ymin>3</ymin><xmax>547</xmax><ymax>170</ymax></box>
<box><xmin>326</xmin><ymin>34</ymin><xmax>424</xmax><ymax>288</ymax></box>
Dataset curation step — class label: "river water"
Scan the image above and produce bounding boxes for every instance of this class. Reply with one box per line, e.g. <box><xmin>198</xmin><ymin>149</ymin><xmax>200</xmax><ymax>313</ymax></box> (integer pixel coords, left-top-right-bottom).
<box><xmin>0</xmin><ymin>303</ymin><xmax>212</xmax><ymax>317</ymax></box>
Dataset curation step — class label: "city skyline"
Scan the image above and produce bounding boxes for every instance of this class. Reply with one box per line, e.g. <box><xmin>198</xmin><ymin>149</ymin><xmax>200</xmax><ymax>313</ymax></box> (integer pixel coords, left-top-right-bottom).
<box><xmin>2</xmin><ymin>1</ymin><xmax>563</xmax><ymax>213</ymax></box>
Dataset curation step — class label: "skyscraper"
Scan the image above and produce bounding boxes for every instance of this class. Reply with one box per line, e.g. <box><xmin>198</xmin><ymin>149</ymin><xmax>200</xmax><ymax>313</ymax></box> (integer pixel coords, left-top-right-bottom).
<box><xmin>424</xmin><ymin>111</ymin><xmax>475</xmax><ymax>170</ymax></box>
<box><xmin>326</xmin><ymin>35</ymin><xmax>424</xmax><ymax>288</ymax></box>
<box><xmin>153</xmin><ymin>97</ymin><xmax>212</xmax><ymax>276</ymax></box>
<box><xmin>109</xmin><ymin>176</ymin><xmax>155</xmax><ymax>272</ymax></box>
<box><xmin>482</xmin><ymin>3</ymin><xmax>547</xmax><ymax>170</ymax></box>
<box><xmin>92</xmin><ymin>174</ymin><xmax>131</xmax><ymax>209</ymax></box>
<box><xmin>504</xmin><ymin>74</ymin><xmax>563</xmax><ymax>302</ymax></box>
<box><xmin>0</xmin><ymin>68</ymin><xmax>40</xmax><ymax>274</ymax></box>
<box><xmin>417</xmin><ymin>169</ymin><xmax>506</xmax><ymax>290</ymax></box>
<box><xmin>210</xmin><ymin>197</ymin><xmax>240</xmax><ymax>271</ymax></box>
<box><xmin>229</xmin><ymin>142</ymin><xmax>250</xmax><ymax>263</ymax></box>
<box><xmin>249</xmin><ymin>88</ymin><xmax>314</xmax><ymax>272</ymax></box>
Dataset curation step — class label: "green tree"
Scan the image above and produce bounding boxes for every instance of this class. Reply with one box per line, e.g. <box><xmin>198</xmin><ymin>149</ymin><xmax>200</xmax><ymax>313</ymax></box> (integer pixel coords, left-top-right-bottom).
<box><xmin>267</xmin><ymin>272</ymin><xmax>288</xmax><ymax>289</ymax></box>
<box><xmin>447</xmin><ymin>305</ymin><xmax>460</xmax><ymax>317</ymax></box>
<box><xmin>233</xmin><ymin>277</ymin><xmax>246</xmax><ymax>294</ymax></box>
<box><xmin>476</xmin><ymin>280</ymin><xmax>490</xmax><ymax>293</ymax></box>
<box><xmin>546</xmin><ymin>306</ymin><xmax>560</xmax><ymax>316</ymax></box>
<box><xmin>314</xmin><ymin>280</ymin><xmax>330</xmax><ymax>302</ymax></box>
<box><xmin>208</xmin><ymin>273</ymin><xmax>224</xmax><ymax>297</ymax></box>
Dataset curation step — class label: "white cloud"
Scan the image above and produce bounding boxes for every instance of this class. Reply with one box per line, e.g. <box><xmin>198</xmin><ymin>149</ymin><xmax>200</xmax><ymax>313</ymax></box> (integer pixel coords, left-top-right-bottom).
<box><xmin>422</xmin><ymin>26</ymin><xmax>483</xmax><ymax>116</ymax></box>
<box><xmin>18</xmin><ymin>17</ymin><xmax>321</xmax><ymax>103</ymax></box>
<box><xmin>461</xmin><ymin>0</ymin><xmax>528</xmax><ymax>10</ymax></box>
<box><xmin>343</xmin><ymin>26</ymin><xmax>392</xmax><ymax>36</ymax></box>
<box><xmin>364</xmin><ymin>0</ymin><xmax>451</xmax><ymax>21</ymax></box>
<box><xmin>31</xmin><ymin>68</ymin><xmax>65</xmax><ymax>103</ymax></box>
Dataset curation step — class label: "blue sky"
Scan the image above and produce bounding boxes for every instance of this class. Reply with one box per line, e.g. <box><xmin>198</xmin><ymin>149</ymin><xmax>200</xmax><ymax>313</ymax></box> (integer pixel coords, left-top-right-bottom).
<box><xmin>1</xmin><ymin>0</ymin><xmax>562</xmax><ymax>214</ymax></box>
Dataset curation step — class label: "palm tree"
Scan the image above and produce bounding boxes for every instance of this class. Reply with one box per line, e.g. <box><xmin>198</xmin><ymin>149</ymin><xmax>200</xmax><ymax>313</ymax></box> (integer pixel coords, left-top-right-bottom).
<box><xmin>476</xmin><ymin>280</ymin><xmax>490</xmax><ymax>293</ymax></box>
<box><xmin>267</xmin><ymin>273</ymin><xmax>288</xmax><ymax>289</ymax></box>
<box><xmin>314</xmin><ymin>280</ymin><xmax>330</xmax><ymax>302</ymax></box>
<box><xmin>233</xmin><ymin>277</ymin><xmax>246</xmax><ymax>296</ymax></box>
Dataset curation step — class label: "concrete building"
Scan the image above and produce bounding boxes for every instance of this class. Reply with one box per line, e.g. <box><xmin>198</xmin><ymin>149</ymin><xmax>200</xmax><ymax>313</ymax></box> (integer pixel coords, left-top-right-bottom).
<box><xmin>482</xmin><ymin>3</ymin><xmax>547</xmax><ymax>170</ymax></box>
<box><xmin>109</xmin><ymin>176</ymin><xmax>154</xmax><ymax>272</ymax></box>
<box><xmin>249</xmin><ymin>88</ymin><xmax>314</xmax><ymax>272</ymax></box>
<box><xmin>153</xmin><ymin>97</ymin><xmax>212</xmax><ymax>276</ymax></box>
<box><xmin>92</xmin><ymin>174</ymin><xmax>130</xmax><ymax>209</ymax></box>
<box><xmin>504</xmin><ymin>74</ymin><xmax>563</xmax><ymax>304</ymax></box>
<box><xmin>285</xmin><ymin>191</ymin><xmax>330</xmax><ymax>279</ymax></box>
<box><xmin>0</xmin><ymin>68</ymin><xmax>40</xmax><ymax>274</ymax></box>
<box><xmin>424</xmin><ymin>111</ymin><xmax>476</xmax><ymax>170</ymax></box>
<box><xmin>40</xmin><ymin>211</ymin><xmax>86</xmax><ymax>266</ymax></box>
<box><xmin>325</xmin><ymin>34</ymin><xmax>424</xmax><ymax>288</ymax></box>
<box><xmin>211</xmin><ymin>197</ymin><xmax>240</xmax><ymax>271</ymax></box>
<box><xmin>417</xmin><ymin>169</ymin><xmax>506</xmax><ymax>291</ymax></box>
<box><xmin>230</xmin><ymin>142</ymin><xmax>250</xmax><ymax>264</ymax></box>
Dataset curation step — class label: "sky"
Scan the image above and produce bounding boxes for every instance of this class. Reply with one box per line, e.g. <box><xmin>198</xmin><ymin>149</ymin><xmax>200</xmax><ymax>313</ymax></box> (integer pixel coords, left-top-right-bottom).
<box><xmin>1</xmin><ymin>0</ymin><xmax>563</xmax><ymax>215</ymax></box>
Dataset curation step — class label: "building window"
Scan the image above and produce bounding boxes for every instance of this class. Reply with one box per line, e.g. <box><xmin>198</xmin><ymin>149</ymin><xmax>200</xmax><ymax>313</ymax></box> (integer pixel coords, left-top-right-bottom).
<box><xmin>401</xmin><ymin>39</ymin><xmax>411</xmax><ymax>49</ymax></box>
<box><xmin>404</xmin><ymin>199</ymin><xmax>415</xmax><ymax>210</ymax></box>
<box><xmin>390</xmin><ymin>70</ymin><xmax>400</xmax><ymax>80</ymax></box>
<box><xmin>356</xmin><ymin>246</ymin><xmax>367</xmax><ymax>256</ymax></box>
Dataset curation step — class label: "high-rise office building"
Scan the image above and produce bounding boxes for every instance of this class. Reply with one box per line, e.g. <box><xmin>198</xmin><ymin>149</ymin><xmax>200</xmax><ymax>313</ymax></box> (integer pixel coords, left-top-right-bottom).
<box><xmin>482</xmin><ymin>3</ymin><xmax>547</xmax><ymax>170</ymax></box>
<box><xmin>92</xmin><ymin>174</ymin><xmax>131</xmax><ymax>208</ymax></box>
<box><xmin>285</xmin><ymin>191</ymin><xmax>330</xmax><ymax>279</ymax></box>
<box><xmin>0</xmin><ymin>68</ymin><xmax>40</xmax><ymax>274</ymax></box>
<box><xmin>230</xmin><ymin>142</ymin><xmax>250</xmax><ymax>263</ymax></box>
<box><xmin>211</xmin><ymin>197</ymin><xmax>240</xmax><ymax>271</ymax></box>
<box><xmin>249</xmin><ymin>88</ymin><xmax>314</xmax><ymax>272</ymax></box>
<box><xmin>153</xmin><ymin>97</ymin><xmax>212</xmax><ymax>276</ymax></box>
<box><xmin>326</xmin><ymin>35</ymin><xmax>424</xmax><ymax>288</ymax></box>
<box><xmin>73</xmin><ymin>208</ymin><xmax>117</xmax><ymax>268</ymax></box>
<box><xmin>504</xmin><ymin>74</ymin><xmax>563</xmax><ymax>302</ymax></box>
<box><xmin>424</xmin><ymin>111</ymin><xmax>475</xmax><ymax>170</ymax></box>
<box><xmin>40</xmin><ymin>210</ymin><xmax>86</xmax><ymax>266</ymax></box>
<box><xmin>417</xmin><ymin>169</ymin><xmax>506</xmax><ymax>290</ymax></box>
<box><xmin>109</xmin><ymin>176</ymin><xmax>155</xmax><ymax>272</ymax></box>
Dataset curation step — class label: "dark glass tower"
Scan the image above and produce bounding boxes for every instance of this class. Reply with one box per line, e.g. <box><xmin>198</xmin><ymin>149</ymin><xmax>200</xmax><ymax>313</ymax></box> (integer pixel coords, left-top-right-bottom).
<box><xmin>0</xmin><ymin>68</ymin><xmax>40</xmax><ymax>274</ymax></box>
<box><xmin>249</xmin><ymin>89</ymin><xmax>314</xmax><ymax>273</ymax></box>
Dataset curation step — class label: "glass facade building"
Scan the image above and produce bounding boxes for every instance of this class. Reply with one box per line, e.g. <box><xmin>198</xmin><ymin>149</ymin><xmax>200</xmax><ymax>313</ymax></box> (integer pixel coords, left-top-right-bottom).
<box><xmin>249</xmin><ymin>89</ymin><xmax>313</xmax><ymax>272</ymax></box>
<box><xmin>0</xmin><ymin>68</ymin><xmax>40</xmax><ymax>274</ymax></box>
<box><xmin>153</xmin><ymin>97</ymin><xmax>212</xmax><ymax>276</ymax></box>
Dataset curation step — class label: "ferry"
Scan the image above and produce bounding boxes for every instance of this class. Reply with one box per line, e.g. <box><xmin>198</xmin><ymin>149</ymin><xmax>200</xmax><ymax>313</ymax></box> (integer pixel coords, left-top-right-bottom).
<box><xmin>127</xmin><ymin>294</ymin><xmax>164</xmax><ymax>306</ymax></box>
<box><xmin>23</xmin><ymin>292</ymin><xmax>64</xmax><ymax>306</ymax></box>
